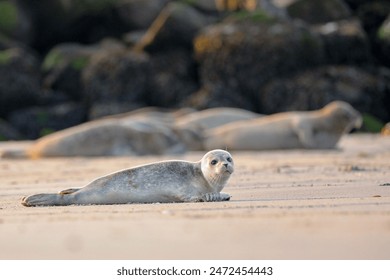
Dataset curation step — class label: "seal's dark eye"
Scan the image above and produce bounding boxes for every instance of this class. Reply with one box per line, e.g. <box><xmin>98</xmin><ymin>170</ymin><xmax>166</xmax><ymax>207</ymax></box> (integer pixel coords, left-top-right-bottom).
<box><xmin>227</xmin><ymin>157</ymin><xmax>232</xmax><ymax>162</ymax></box>
<box><xmin>210</xmin><ymin>159</ymin><xmax>218</xmax><ymax>165</ymax></box>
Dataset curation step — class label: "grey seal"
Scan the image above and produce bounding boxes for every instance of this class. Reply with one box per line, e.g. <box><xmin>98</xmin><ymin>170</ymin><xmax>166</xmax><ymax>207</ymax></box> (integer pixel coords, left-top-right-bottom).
<box><xmin>21</xmin><ymin>149</ymin><xmax>234</xmax><ymax>206</ymax></box>
<box><xmin>1</xmin><ymin>114</ymin><xmax>203</xmax><ymax>158</ymax></box>
<box><xmin>175</xmin><ymin>107</ymin><xmax>261</xmax><ymax>130</ymax></box>
<box><xmin>205</xmin><ymin>101</ymin><xmax>362</xmax><ymax>150</ymax></box>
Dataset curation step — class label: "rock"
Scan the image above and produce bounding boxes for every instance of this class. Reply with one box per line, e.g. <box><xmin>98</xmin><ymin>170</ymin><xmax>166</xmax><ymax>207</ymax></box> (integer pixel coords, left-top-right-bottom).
<box><xmin>0</xmin><ymin>31</ymin><xmax>27</xmax><ymax>50</ymax></box>
<box><xmin>256</xmin><ymin>0</ymin><xmax>289</xmax><ymax>19</ymax></box>
<box><xmin>187</xmin><ymin>0</ymin><xmax>221</xmax><ymax>13</ymax></box>
<box><xmin>115</xmin><ymin>0</ymin><xmax>169</xmax><ymax>30</ymax></box>
<box><xmin>14</xmin><ymin>0</ymin><xmax>128</xmax><ymax>52</ymax></box>
<box><xmin>84</xmin><ymin>47</ymin><xmax>199</xmax><ymax>116</ymax></box>
<box><xmin>194</xmin><ymin>18</ymin><xmax>324</xmax><ymax>111</ymax></box>
<box><xmin>346</xmin><ymin>1</ymin><xmax>390</xmax><ymax>65</ymax></box>
<box><xmin>146</xmin><ymin>49</ymin><xmax>199</xmax><ymax>107</ymax></box>
<box><xmin>0</xmin><ymin>119</ymin><xmax>22</xmax><ymax>140</ymax></box>
<box><xmin>377</xmin><ymin>14</ymin><xmax>390</xmax><ymax>66</ymax></box>
<box><xmin>42</xmin><ymin>43</ymin><xmax>98</xmax><ymax>101</ymax></box>
<box><xmin>312</xmin><ymin>19</ymin><xmax>372</xmax><ymax>64</ymax></box>
<box><xmin>82</xmin><ymin>49</ymin><xmax>150</xmax><ymax>110</ymax></box>
<box><xmin>259</xmin><ymin>65</ymin><xmax>390</xmax><ymax>122</ymax></box>
<box><xmin>355</xmin><ymin>1</ymin><xmax>390</xmax><ymax>35</ymax></box>
<box><xmin>287</xmin><ymin>0</ymin><xmax>351</xmax><ymax>24</ymax></box>
<box><xmin>213</xmin><ymin>0</ymin><xmax>286</xmax><ymax>16</ymax></box>
<box><xmin>0</xmin><ymin>0</ymin><xmax>33</xmax><ymax>45</ymax></box>
<box><xmin>42</xmin><ymin>39</ymin><xmax>125</xmax><ymax>101</ymax></box>
<box><xmin>36</xmin><ymin>89</ymin><xmax>72</xmax><ymax>108</ymax></box>
<box><xmin>343</xmin><ymin>0</ymin><xmax>371</xmax><ymax>11</ymax></box>
<box><xmin>134</xmin><ymin>2</ymin><xmax>214</xmax><ymax>52</ymax></box>
<box><xmin>183</xmin><ymin>0</ymin><xmax>277</xmax><ymax>15</ymax></box>
<box><xmin>8</xmin><ymin>102</ymin><xmax>86</xmax><ymax>139</ymax></box>
<box><xmin>0</xmin><ymin>47</ymin><xmax>41</xmax><ymax>117</ymax></box>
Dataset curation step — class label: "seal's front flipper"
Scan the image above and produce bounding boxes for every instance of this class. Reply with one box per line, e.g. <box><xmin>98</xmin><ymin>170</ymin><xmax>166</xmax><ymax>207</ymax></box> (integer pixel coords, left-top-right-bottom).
<box><xmin>202</xmin><ymin>192</ymin><xmax>231</xmax><ymax>202</ymax></box>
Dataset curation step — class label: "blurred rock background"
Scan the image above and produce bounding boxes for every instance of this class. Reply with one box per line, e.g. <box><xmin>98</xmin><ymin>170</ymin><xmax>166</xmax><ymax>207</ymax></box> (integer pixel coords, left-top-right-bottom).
<box><xmin>0</xmin><ymin>0</ymin><xmax>389</xmax><ymax>140</ymax></box>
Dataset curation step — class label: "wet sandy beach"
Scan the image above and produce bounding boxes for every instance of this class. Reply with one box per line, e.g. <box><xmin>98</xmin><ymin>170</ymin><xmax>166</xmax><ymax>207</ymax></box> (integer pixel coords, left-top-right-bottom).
<box><xmin>0</xmin><ymin>134</ymin><xmax>389</xmax><ymax>259</ymax></box>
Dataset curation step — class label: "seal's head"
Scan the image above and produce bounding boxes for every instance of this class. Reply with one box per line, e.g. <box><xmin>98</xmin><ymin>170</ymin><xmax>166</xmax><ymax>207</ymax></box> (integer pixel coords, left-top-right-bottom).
<box><xmin>200</xmin><ymin>149</ymin><xmax>234</xmax><ymax>192</ymax></box>
<box><xmin>323</xmin><ymin>101</ymin><xmax>363</xmax><ymax>133</ymax></box>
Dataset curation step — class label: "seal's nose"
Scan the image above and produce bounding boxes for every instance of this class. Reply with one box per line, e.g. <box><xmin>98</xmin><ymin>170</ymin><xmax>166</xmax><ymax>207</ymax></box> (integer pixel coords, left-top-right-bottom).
<box><xmin>223</xmin><ymin>163</ymin><xmax>228</xmax><ymax>168</ymax></box>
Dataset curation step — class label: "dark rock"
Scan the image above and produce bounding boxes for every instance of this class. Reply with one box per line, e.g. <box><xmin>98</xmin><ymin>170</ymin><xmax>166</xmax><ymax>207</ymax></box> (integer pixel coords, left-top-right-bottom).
<box><xmin>42</xmin><ymin>43</ymin><xmax>97</xmax><ymax>101</ymax></box>
<box><xmin>194</xmin><ymin>18</ymin><xmax>324</xmax><ymax>111</ymax></box>
<box><xmin>259</xmin><ymin>65</ymin><xmax>390</xmax><ymax>122</ymax></box>
<box><xmin>256</xmin><ymin>0</ymin><xmax>289</xmax><ymax>20</ymax></box>
<box><xmin>85</xmin><ymin>47</ymin><xmax>199</xmax><ymax>116</ymax></box>
<box><xmin>42</xmin><ymin>39</ymin><xmax>125</xmax><ymax>101</ymax></box>
<box><xmin>287</xmin><ymin>0</ymin><xmax>352</xmax><ymax>24</ymax></box>
<box><xmin>344</xmin><ymin>0</ymin><xmax>372</xmax><ymax>11</ymax></box>
<box><xmin>186</xmin><ymin>0</ymin><xmax>221</xmax><ymax>13</ymax></box>
<box><xmin>82</xmin><ymin>49</ymin><xmax>150</xmax><ymax>109</ymax></box>
<box><xmin>0</xmin><ymin>0</ymin><xmax>33</xmax><ymax>45</ymax></box>
<box><xmin>146</xmin><ymin>49</ymin><xmax>199</xmax><ymax>107</ymax></box>
<box><xmin>116</xmin><ymin>0</ymin><xmax>169</xmax><ymax>30</ymax></box>
<box><xmin>8</xmin><ymin>102</ymin><xmax>86</xmax><ymax>139</ymax></box>
<box><xmin>0</xmin><ymin>119</ymin><xmax>22</xmax><ymax>140</ymax></box>
<box><xmin>347</xmin><ymin>1</ymin><xmax>390</xmax><ymax>65</ymax></box>
<box><xmin>377</xmin><ymin>14</ymin><xmax>390</xmax><ymax>66</ymax></box>
<box><xmin>14</xmin><ymin>0</ymin><xmax>128</xmax><ymax>53</ymax></box>
<box><xmin>199</xmin><ymin>0</ymin><xmax>288</xmax><ymax>19</ymax></box>
<box><xmin>36</xmin><ymin>89</ymin><xmax>72</xmax><ymax>107</ymax></box>
<box><xmin>134</xmin><ymin>2</ymin><xmax>215</xmax><ymax>52</ymax></box>
<box><xmin>355</xmin><ymin>1</ymin><xmax>390</xmax><ymax>35</ymax></box>
<box><xmin>0</xmin><ymin>47</ymin><xmax>41</xmax><ymax>117</ymax></box>
<box><xmin>0</xmin><ymin>32</ymin><xmax>27</xmax><ymax>50</ymax></box>
<box><xmin>312</xmin><ymin>19</ymin><xmax>372</xmax><ymax>65</ymax></box>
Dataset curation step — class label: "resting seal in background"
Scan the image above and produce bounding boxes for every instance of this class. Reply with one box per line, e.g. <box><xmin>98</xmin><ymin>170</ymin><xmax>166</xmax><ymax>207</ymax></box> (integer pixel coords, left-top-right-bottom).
<box><xmin>175</xmin><ymin>107</ymin><xmax>261</xmax><ymax>130</ymax></box>
<box><xmin>21</xmin><ymin>149</ymin><xmax>234</xmax><ymax>206</ymax></box>
<box><xmin>1</xmin><ymin>114</ymin><xmax>203</xmax><ymax>158</ymax></box>
<box><xmin>1</xmin><ymin>107</ymin><xmax>261</xmax><ymax>158</ymax></box>
<box><xmin>205</xmin><ymin>101</ymin><xmax>362</xmax><ymax>150</ymax></box>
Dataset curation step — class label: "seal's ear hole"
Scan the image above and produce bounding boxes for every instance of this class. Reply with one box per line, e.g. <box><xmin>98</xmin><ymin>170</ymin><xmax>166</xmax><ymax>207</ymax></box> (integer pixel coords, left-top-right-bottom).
<box><xmin>210</xmin><ymin>159</ymin><xmax>218</xmax><ymax>165</ymax></box>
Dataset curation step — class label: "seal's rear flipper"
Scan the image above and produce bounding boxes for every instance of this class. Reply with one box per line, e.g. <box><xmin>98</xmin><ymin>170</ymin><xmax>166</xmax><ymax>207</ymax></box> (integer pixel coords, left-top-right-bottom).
<box><xmin>1</xmin><ymin>149</ymin><xmax>28</xmax><ymax>158</ymax></box>
<box><xmin>21</xmin><ymin>193</ymin><xmax>72</xmax><ymax>207</ymax></box>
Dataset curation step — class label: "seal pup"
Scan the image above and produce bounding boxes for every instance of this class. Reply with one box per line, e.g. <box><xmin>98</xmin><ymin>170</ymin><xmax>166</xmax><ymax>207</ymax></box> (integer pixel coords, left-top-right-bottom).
<box><xmin>21</xmin><ymin>149</ymin><xmax>234</xmax><ymax>206</ymax></box>
<box><xmin>205</xmin><ymin>101</ymin><xmax>362</xmax><ymax>150</ymax></box>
